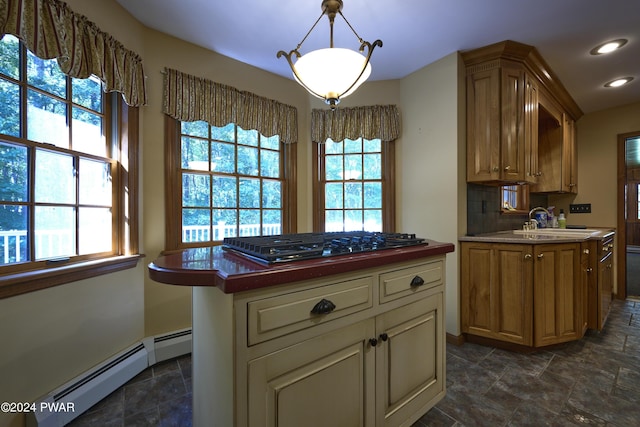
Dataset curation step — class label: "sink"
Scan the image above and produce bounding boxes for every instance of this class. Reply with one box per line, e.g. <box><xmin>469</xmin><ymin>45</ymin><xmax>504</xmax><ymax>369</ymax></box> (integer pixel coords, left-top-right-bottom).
<box><xmin>512</xmin><ymin>228</ymin><xmax>601</xmax><ymax>238</ymax></box>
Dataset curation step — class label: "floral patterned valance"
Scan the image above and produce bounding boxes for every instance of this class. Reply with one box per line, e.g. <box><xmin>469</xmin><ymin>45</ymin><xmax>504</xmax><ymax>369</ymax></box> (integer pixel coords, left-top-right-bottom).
<box><xmin>0</xmin><ymin>0</ymin><xmax>147</xmax><ymax>106</ymax></box>
<box><xmin>163</xmin><ymin>67</ymin><xmax>298</xmax><ymax>144</ymax></box>
<box><xmin>311</xmin><ymin>105</ymin><xmax>401</xmax><ymax>143</ymax></box>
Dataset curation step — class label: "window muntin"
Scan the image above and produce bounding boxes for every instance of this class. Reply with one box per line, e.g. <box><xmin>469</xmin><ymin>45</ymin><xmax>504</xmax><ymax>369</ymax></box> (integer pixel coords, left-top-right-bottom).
<box><xmin>180</xmin><ymin>121</ymin><xmax>284</xmax><ymax>243</ymax></box>
<box><xmin>0</xmin><ymin>34</ymin><xmax>117</xmax><ymax>269</ymax></box>
<box><xmin>322</xmin><ymin>137</ymin><xmax>383</xmax><ymax>232</ymax></box>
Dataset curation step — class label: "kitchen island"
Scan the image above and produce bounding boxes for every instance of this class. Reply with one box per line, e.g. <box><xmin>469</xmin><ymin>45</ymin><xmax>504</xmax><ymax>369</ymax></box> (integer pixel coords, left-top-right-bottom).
<box><xmin>459</xmin><ymin>228</ymin><xmax>614</xmax><ymax>349</ymax></box>
<box><xmin>149</xmin><ymin>238</ymin><xmax>455</xmax><ymax>427</ymax></box>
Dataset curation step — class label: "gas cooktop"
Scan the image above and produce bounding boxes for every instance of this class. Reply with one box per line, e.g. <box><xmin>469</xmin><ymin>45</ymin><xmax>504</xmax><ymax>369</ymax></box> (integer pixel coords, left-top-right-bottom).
<box><xmin>222</xmin><ymin>231</ymin><xmax>426</xmax><ymax>264</ymax></box>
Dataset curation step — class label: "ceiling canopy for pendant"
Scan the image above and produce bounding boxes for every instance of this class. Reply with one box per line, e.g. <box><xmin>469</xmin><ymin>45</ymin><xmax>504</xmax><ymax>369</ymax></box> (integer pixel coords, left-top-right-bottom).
<box><xmin>277</xmin><ymin>0</ymin><xmax>382</xmax><ymax>110</ymax></box>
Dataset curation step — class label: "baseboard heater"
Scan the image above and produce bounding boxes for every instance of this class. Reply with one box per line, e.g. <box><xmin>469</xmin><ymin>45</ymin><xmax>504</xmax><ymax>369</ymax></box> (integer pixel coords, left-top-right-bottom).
<box><xmin>26</xmin><ymin>328</ymin><xmax>192</xmax><ymax>427</ymax></box>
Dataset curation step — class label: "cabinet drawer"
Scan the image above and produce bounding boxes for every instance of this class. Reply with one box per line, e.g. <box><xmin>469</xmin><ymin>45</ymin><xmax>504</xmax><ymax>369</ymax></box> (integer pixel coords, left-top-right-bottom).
<box><xmin>247</xmin><ymin>276</ymin><xmax>373</xmax><ymax>345</ymax></box>
<box><xmin>379</xmin><ymin>260</ymin><xmax>443</xmax><ymax>304</ymax></box>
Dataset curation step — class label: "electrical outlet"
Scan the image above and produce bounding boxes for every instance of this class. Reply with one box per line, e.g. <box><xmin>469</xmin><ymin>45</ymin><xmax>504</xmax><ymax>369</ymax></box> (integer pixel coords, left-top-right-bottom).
<box><xmin>570</xmin><ymin>203</ymin><xmax>591</xmax><ymax>213</ymax></box>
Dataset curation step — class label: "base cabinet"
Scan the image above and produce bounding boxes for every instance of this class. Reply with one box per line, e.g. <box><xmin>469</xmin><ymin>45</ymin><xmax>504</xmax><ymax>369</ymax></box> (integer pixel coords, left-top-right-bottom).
<box><xmin>247</xmin><ymin>320</ymin><xmax>375</xmax><ymax>427</ymax></box>
<box><xmin>585</xmin><ymin>235</ymin><xmax>615</xmax><ymax>330</ymax></box>
<box><xmin>461</xmin><ymin>241</ymin><xmax>584</xmax><ymax>348</ymax></box>
<box><xmin>193</xmin><ymin>256</ymin><xmax>447</xmax><ymax>427</ymax></box>
<box><xmin>375</xmin><ymin>295</ymin><xmax>444</xmax><ymax>427</ymax></box>
<box><xmin>532</xmin><ymin>244</ymin><xmax>583</xmax><ymax>346</ymax></box>
<box><xmin>460</xmin><ymin>243</ymin><xmax>533</xmax><ymax>345</ymax></box>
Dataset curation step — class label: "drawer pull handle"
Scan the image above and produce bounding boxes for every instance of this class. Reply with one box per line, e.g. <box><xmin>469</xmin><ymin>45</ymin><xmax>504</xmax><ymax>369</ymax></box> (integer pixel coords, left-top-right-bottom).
<box><xmin>410</xmin><ymin>276</ymin><xmax>425</xmax><ymax>287</ymax></box>
<box><xmin>310</xmin><ymin>298</ymin><xmax>336</xmax><ymax>315</ymax></box>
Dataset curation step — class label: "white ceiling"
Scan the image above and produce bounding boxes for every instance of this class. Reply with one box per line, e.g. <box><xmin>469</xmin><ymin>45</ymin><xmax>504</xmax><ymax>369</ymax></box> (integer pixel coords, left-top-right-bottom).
<box><xmin>116</xmin><ymin>0</ymin><xmax>640</xmax><ymax>114</ymax></box>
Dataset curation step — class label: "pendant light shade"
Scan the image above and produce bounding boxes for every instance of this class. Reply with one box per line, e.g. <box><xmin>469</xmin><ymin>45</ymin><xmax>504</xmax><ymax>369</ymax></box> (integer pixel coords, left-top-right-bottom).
<box><xmin>277</xmin><ymin>0</ymin><xmax>382</xmax><ymax>109</ymax></box>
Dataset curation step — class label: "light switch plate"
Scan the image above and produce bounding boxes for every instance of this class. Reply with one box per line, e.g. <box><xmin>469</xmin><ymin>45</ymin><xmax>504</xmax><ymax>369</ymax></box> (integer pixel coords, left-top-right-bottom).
<box><xmin>569</xmin><ymin>203</ymin><xmax>591</xmax><ymax>213</ymax></box>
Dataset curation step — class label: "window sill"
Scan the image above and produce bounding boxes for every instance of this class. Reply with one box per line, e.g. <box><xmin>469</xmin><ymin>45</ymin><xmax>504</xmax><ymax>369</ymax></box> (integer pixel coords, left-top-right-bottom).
<box><xmin>501</xmin><ymin>209</ymin><xmax>528</xmax><ymax>215</ymax></box>
<box><xmin>0</xmin><ymin>254</ymin><xmax>144</xmax><ymax>299</ymax></box>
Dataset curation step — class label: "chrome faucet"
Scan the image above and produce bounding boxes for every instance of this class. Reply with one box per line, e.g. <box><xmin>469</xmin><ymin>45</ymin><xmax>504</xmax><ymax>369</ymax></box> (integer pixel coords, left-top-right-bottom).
<box><xmin>527</xmin><ymin>206</ymin><xmax>550</xmax><ymax>229</ymax></box>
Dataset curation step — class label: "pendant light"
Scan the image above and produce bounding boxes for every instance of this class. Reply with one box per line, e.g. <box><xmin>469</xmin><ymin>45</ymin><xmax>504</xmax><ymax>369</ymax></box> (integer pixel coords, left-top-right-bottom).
<box><xmin>277</xmin><ymin>0</ymin><xmax>382</xmax><ymax>109</ymax></box>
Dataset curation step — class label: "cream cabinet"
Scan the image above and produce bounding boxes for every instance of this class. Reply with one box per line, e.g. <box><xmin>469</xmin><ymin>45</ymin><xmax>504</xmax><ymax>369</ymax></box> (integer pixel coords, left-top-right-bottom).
<box><xmin>461</xmin><ymin>241</ymin><xmax>584</xmax><ymax>348</ymax></box>
<box><xmin>193</xmin><ymin>256</ymin><xmax>447</xmax><ymax>427</ymax></box>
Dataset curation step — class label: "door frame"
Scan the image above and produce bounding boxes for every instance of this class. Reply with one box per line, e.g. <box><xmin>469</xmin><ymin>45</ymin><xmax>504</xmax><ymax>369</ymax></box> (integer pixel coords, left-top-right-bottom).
<box><xmin>617</xmin><ymin>130</ymin><xmax>640</xmax><ymax>300</ymax></box>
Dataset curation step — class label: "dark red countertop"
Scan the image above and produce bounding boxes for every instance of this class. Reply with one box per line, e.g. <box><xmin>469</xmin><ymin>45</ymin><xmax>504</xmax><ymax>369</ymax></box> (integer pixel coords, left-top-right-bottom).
<box><xmin>148</xmin><ymin>240</ymin><xmax>455</xmax><ymax>294</ymax></box>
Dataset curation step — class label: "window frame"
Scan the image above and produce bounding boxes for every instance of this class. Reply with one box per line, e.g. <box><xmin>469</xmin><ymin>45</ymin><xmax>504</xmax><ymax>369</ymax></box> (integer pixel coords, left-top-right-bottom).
<box><xmin>0</xmin><ymin>96</ymin><xmax>141</xmax><ymax>299</ymax></box>
<box><xmin>313</xmin><ymin>138</ymin><xmax>395</xmax><ymax>232</ymax></box>
<box><xmin>500</xmin><ymin>184</ymin><xmax>530</xmax><ymax>214</ymax></box>
<box><xmin>164</xmin><ymin>116</ymin><xmax>297</xmax><ymax>250</ymax></box>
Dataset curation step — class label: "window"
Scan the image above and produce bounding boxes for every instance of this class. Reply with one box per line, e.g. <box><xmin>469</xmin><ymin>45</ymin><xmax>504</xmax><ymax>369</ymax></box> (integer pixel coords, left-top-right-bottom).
<box><xmin>315</xmin><ymin>137</ymin><xmax>395</xmax><ymax>232</ymax></box>
<box><xmin>0</xmin><ymin>34</ymin><xmax>139</xmax><ymax>298</ymax></box>
<box><xmin>501</xmin><ymin>185</ymin><xmax>529</xmax><ymax>213</ymax></box>
<box><xmin>166</xmin><ymin>117</ymin><xmax>296</xmax><ymax>249</ymax></box>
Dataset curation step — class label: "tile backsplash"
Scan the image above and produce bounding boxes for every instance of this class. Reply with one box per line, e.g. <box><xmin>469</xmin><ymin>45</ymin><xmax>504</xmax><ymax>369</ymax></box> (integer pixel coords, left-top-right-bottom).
<box><xmin>466</xmin><ymin>183</ymin><xmax>548</xmax><ymax>235</ymax></box>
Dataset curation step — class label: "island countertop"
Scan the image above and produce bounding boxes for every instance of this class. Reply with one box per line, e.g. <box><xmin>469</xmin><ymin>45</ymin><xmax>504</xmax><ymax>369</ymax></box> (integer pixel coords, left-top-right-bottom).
<box><xmin>148</xmin><ymin>239</ymin><xmax>455</xmax><ymax>294</ymax></box>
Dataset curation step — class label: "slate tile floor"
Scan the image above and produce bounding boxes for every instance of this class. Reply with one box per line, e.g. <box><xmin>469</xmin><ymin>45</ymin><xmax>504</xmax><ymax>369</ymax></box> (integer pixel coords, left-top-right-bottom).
<box><xmin>71</xmin><ymin>299</ymin><xmax>640</xmax><ymax>427</ymax></box>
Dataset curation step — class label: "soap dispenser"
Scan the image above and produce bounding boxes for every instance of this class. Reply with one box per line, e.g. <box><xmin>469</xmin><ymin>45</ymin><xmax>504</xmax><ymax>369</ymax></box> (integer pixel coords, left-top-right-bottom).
<box><xmin>558</xmin><ymin>209</ymin><xmax>566</xmax><ymax>229</ymax></box>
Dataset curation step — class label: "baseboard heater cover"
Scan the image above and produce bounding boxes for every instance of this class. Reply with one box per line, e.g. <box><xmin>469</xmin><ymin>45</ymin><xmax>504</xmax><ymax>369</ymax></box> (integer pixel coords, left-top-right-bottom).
<box><xmin>26</xmin><ymin>328</ymin><xmax>192</xmax><ymax>427</ymax></box>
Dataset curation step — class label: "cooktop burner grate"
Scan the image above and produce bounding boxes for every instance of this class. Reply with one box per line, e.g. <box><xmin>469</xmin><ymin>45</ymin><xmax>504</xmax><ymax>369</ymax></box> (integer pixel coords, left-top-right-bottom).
<box><xmin>222</xmin><ymin>231</ymin><xmax>426</xmax><ymax>264</ymax></box>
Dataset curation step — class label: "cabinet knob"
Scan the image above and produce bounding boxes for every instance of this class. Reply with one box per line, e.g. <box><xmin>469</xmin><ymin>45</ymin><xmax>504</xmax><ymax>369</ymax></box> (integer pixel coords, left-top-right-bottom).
<box><xmin>379</xmin><ymin>333</ymin><xmax>389</xmax><ymax>342</ymax></box>
<box><xmin>537</xmin><ymin>254</ymin><xmax>544</xmax><ymax>259</ymax></box>
<box><xmin>369</xmin><ymin>338</ymin><xmax>378</xmax><ymax>347</ymax></box>
<box><xmin>586</xmin><ymin>267</ymin><xmax>593</xmax><ymax>273</ymax></box>
<box><xmin>410</xmin><ymin>276</ymin><xmax>425</xmax><ymax>287</ymax></box>
<box><xmin>504</xmin><ymin>165</ymin><xmax>511</xmax><ymax>171</ymax></box>
<box><xmin>492</xmin><ymin>167</ymin><xmax>499</xmax><ymax>172</ymax></box>
<box><xmin>310</xmin><ymin>298</ymin><xmax>336</xmax><ymax>315</ymax></box>
<box><xmin>524</xmin><ymin>254</ymin><xmax>532</xmax><ymax>260</ymax></box>
<box><xmin>583</xmin><ymin>249</ymin><xmax>590</xmax><ymax>254</ymax></box>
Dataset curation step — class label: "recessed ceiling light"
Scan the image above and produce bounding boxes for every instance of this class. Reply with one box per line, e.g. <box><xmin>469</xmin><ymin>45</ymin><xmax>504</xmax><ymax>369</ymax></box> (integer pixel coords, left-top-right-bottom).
<box><xmin>604</xmin><ymin>77</ymin><xmax>634</xmax><ymax>88</ymax></box>
<box><xmin>590</xmin><ymin>39</ymin><xmax>628</xmax><ymax>55</ymax></box>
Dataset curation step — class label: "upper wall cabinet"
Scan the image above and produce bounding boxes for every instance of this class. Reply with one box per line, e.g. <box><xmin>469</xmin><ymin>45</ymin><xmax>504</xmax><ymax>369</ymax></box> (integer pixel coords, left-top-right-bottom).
<box><xmin>462</xmin><ymin>40</ymin><xmax>583</xmax><ymax>190</ymax></box>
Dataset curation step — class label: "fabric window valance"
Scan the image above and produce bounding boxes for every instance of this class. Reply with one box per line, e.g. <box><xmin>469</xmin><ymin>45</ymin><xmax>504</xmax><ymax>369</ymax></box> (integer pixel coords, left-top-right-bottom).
<box><xmin>163</xmin><ymin>67</ymin><xmax>298</xmax><ymax>144</ymax></box>
<box><xmin>0</xmin><ymin>0</ymin><xmax>147</xmax><ymax>106</ymax></box>
<box><xmin>311</xmin><ymin>105</ymin><xmax>401</xmax><ymax>143</ymax></box>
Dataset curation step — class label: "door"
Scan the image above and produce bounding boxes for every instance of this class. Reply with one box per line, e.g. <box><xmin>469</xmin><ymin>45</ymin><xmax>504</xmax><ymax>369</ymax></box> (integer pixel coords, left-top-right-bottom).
<box><xmin>617</xmin><ymin>131</ymin><xmax>640</xmax><ymax>299</ymax></box>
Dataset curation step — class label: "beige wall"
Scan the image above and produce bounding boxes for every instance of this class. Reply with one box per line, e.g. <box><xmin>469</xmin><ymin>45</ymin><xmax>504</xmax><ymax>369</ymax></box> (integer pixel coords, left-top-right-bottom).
<box><xmin>399</xmin><ymin>53</ymin><xmax>466</xmax><ymax>335</ymax></box>
<box><xmin>550</xmin><ymin>101</ymin><xmax>640</xmax><ymax>294</ymax></box>
<box><xmin>3</xmin><ymin>1</ymin><xmax>638</xmax><ymax>426</ymax></box>
<box><xmin>550</xmin><ymin>101</ymin><xmax>640</xmax><ymax>228</ymax></box>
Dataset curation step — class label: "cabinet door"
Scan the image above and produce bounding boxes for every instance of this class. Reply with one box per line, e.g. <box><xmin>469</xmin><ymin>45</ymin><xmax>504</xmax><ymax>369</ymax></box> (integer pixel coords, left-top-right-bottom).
<box><xmin>524</xmin><ymin>73</ymin><xmax>539</xmax><ymax>182</ymax></box>
<box><xmin>466</xmin><ymin>68</ymin><xmax>501</xmax><ymax>182</ymax></box>
<box><xmin>500</xmin><ymin>66</ymin><xmax>526</xmax><ymax>182</ymax></box>
<box><xmin>562</xmin><ymin>113</ymin><xmax>578</xmax><ymax>193</ymax></box>
<box><xmin>599</xmin><ymin>252</ymin><xmax>613</xmax><ymax>329</ymax></box>
<box><xmin>533</xmin><ymin>243</ymin><xmax>583</xmax><ymax>346</ymax></box>
<box><xmin>461</xmin><ymin>243</ymin><xmax>533</xmax><ymax>345</ymax></box>
<box><xmin>375</xmin><ymin>293</ymin><xmax>444</xmax><ymax>427</ymax></box>
<box><xmin>247</xmin><ymin>320</ymin><xmax>375</xmax><ymax>427</ymax></box>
